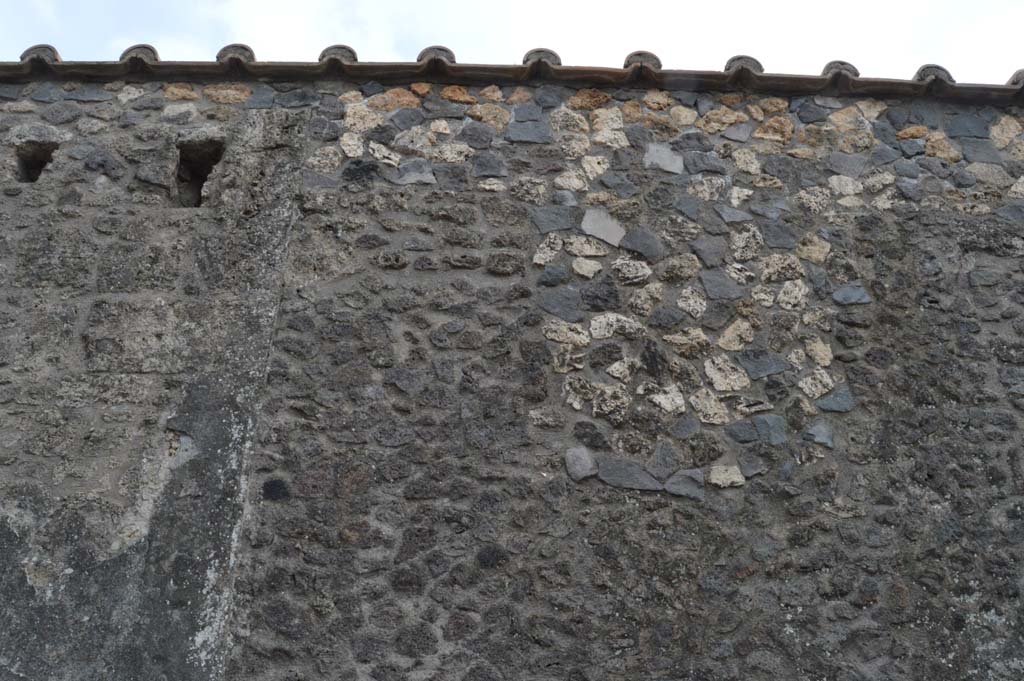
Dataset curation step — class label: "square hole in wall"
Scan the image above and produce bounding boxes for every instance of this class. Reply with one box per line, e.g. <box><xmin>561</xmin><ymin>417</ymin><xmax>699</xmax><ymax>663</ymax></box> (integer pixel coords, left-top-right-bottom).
<box><xmin>175</xmin><ymin>140</ymin><xmax>224</xmax><ymax>207</ymax></box>
<box><xmin>16</xmin><ymin>142</ymin><xmax>58</xmax><ymax>183</ymax></box>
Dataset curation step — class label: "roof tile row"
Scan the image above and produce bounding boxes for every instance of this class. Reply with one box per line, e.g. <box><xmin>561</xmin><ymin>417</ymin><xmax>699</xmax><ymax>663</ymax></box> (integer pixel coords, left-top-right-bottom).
<box><xmin>4</xmin><ymin>44</ymin><xmax>1023</xmax><ymax>103</ymax></box>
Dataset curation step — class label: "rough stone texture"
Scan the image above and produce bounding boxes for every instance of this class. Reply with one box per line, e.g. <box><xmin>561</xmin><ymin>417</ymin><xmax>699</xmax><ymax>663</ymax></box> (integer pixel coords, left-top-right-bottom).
<box><xmin>1</xmin><ymin>76</ymin><xmax>1023</xmax><ymax>681</ymax></box>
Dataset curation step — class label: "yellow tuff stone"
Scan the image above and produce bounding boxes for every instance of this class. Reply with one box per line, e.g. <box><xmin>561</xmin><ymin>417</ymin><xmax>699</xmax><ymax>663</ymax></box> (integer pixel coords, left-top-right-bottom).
<box><xmin>567</xmin><ymin>88</ymin><xmax>612</xmax><ymax>110</ymax></box>
<box><xmin>440</xmin><ymin>85</ymin><xmax>477</xmax><ymax>104</ymax></box>
<box><xmin>478</xmin><ymin>85</ymin><xmax>504</xmax><ymax>102</ymax></box>
<box><xmin>204</xmin><ymin>83</ymin><xmax>252</xmax><ymax>104</ymax></box>
<box><xmin>366</xmin><ymin>88</ymin><xmax>421</xmax><ymax>112</ymax></box>
<box><xmin>896</xmin><ymin>125</ymin><xmax>929</xmax><ymax>140</ymax></box>
<box><xmin>164</xmin><ymin>83</ymin><xmax>199</xmax><ymax>101</ymax></box>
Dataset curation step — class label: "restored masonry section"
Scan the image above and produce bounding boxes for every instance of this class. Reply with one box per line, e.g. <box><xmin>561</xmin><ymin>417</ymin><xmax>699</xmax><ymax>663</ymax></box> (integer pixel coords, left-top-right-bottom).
<box><xmin>2</xmin><ymin>44</ymin><xmax>1024</xmax><ymax>681</ymax></box>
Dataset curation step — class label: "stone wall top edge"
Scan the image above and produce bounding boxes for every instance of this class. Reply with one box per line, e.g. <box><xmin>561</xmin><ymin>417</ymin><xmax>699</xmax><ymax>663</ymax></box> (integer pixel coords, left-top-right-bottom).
<box><xmin>2</xmin><ymin>52</ymin><xmax>1024</xmax><ymax>104</ymax></box>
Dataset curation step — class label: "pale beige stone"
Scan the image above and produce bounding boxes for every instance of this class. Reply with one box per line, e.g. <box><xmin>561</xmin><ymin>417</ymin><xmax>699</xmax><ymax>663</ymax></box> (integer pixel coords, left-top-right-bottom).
<box><xmin>796</xmin><ymin>234</ymin><xmax>831</xmax><ymax>264</ymax></box>
<box><xmin>805</xmin><ymin>337</ymin><xmax>833</xmax><ymax>367</ymax></box>
<box><xmin>344</xmin><ymin>102</ymin><xmax>384</xmax><ymax>133</ymax></box>
<box><xmin>729</xmin><ymin>186</ymin><xmax>753</xmax><ymax>207</ymax></box>
<box><xmin>611</xmin><ymin>257</ymin><xmax>653</xmax><ymax>284</ymax></box>
<box><xmin>564</xmin><ymin>235</ymin><xmax>610</xmax><ymax>257</ymax></box>
<box><xmin>592</xmin><ymin>129</ymin><xmax>630</xmax><ymax>148</ymax></box>
<box><xmin>590</xmin><ymin>313</ymin><xmax>646</xmax><ymax>339</ymax></box>
<box><xmin>705</xmin><ymin>355</ymin><xmax>751</xmax><ymax>391</ymax></box>
<box><xmin>440</xmin><ymin>85</ymin><xmax>476</xmax><ymax>104</ymax></box>
<box><xmin>717</xmin><ymin>319</ymin><xmax>754</xmax><ymax>352</ymax></box>
<box><xmin>76</xmin><ymin>118</ymin><xmax>107</xmax><ymax>134</ymax></box>
<box><xmin>368</xmin><ymin>141</ymin><xmax>400</xmax><ymax>167</ymax></box>
<box><xmin>533</xmin><ymin>233</ymin><xmax>563</xmax><ymax>265</ymax></box>
<box><xmin>648</xmin><ymin>384</ymin><xmax>688</xmax><ymax>413</ymax></box>
<box><xmin>572</xmin><ymin>258</ymin><xmax>603</xmax><ymax>279</ymax></box>
<box><xmin>607</xmin><ymin>357</ymin><xmax>642</xmax><ymax>382</ymax></box>
<box><xmin>629</xmin><ymin>283</ymin><xmax>664</xmax><ymax>316</ymax></box>
<box><xmin>117</xmin><ymin>85</ymin><xmax>146</xmax><ymax>103</ymax></box>
<box><xmin>552</xmin><ymin>346</ymin><xmax>586</xmax><ymax>374</ymax></box>
<box><xmin>828</xmin><ymin>175</ymin><xmax>863</xmax><ymax>196</ymax></box>
<box><xmin>761</xmin><ymin>254</ymin><xmax>803</xmax><ymax>282</ymax></box>
<box><xmin>856</xmin><ymin>99</ymin><xmax>887</xmax><ymax>121</ymax></box>
<box><xmin>669</xmin><ymin>105</ymin><xmax>698</xmax><ymax>127</ymax></box>
<box><xmin>690</xmin><ymin>388</ymin><xmax>730</xmax><ymax>424</ymax></box>
<box><xmin>582</xmin><ymin>155</ymin><xmax>610</xmax><ymax>179</ymax></box>
<box><xmin>707</xmin><ymin>465</ymin><xmax>745</xmax><ymax>488</ymax></box>
<box><xmin>550</xmin><ymin>106</ymin><xmax>589</xmax><ymax>133</ymax></box>
<box><xmin>730</xmin><ymin>226</ymin><xmax>763</xmax><ymax>262</ymax></box>
<box><xmin>204</xmin><ymin>83</ymin><xmax>251</xmax><ymax>104</ymax></box>
<box><xmin>478</xmin><ymin>85</ymin><xmax>504</xmax><ymax>102</ymax></box>
<box><xmin>688</xmin><ymin>175</ymin><xmax>729</xmax><ymax>201</ymax></box>
<box><xmin>543</xmin><ymin>320</ymin><xmax>591</xmax><ymax>346</ymax></box>
<box><xmin>432</xmin><ymin>143</ymin><xmax>474</xmax><ymax>163</ymax></box>
<box><xmin>967</xmin><ymin>162</ymin><xmax>1014</xmax><ymax>187</ymax></box>
<box><xmin>659</xmin><ymin>253</ymin><xmax>702</xmax><ymax>282</ymax></box>
<box><xmin>677</xmin><ymin>287</ymin><xmax>707</xmax><ymax>318</ymax></box>
<box><xmin>863</xmin><ymin>171</ymin><xmax>896</xmax><ymax>193</ymax></box>
<box><xmin>732</xmin><ymin>147</ymin><xmax>761</xmax><ymax>175</ymax></box>
<box><xmin>753</xmin><ymin>115</ymin><xmax>795</xmax><ymax>144</ymax></box>
<box><xmin>697</xmin><ymin>107</ymin><xmax>749</xmax><ymax>134</ymax></box>
<box><xmin>339</xmin><ymin>132</ymin><xmax>363</xmax><ymax>157</ymax></box>
<box><xmin>568</xmin><ymin>89</ymin><xmax>612</xmax><ymax>110</ymax></box>
<box><xmin>752</xmin><ymin>285</ymin><xmax>775</xmax><ymax>307</ymax></box>
<box><xmin>896</xmin><ymin>125</ymin><xmax>930</xmax><ymax>140</ymax></box>
<box><xmin>798</xmin><ymin>367</ymin><xmax>835</xmax><ymax>399</ymax></box>
<box><xmin>560</xmin><ymin>133</ymin><xmax>591</xmax><ymax>159</ymax></box>
<box><xmin>644</xmin><ymin>89</ymin><xmax>675</xmax><ymax>111</ymax></box>
<box><xmin>925</xmin><ymin>132</ymin><xmax>962</xmax><ymax>163</ymax></box>
<box><xmin>663</xmin><ymin>328</ymin><xmax>711</xmax><ymax>358</ymax></box>
<box><xmin>777</xmin><ymin>279</ymin><xmax>810</xmax><ymax>310</ymax></box>
<box><xmin>366</xmin><ymin>88</ymin><xmax>420</xmax><ymax>112</ymax></box>
<box><xmin>991</xmin><ymin>115</ymin><xmax>1023</xmax><ymax>149</ymax></box>
<box><xmin>563</xmin><ymin>375</ymin><xmax>598</xmax><ymax>410</ymax></box>
<box><xmin>506</xmin><ymin>87</ymin><xmax>532</xmax><ymax>104</ymax></box>
<box><xmin>759</xmin><ymin>97</ymin><xmax>788</xmax><ymax>114</ymax></box>
<box><xmin>164</xmin><ymin>83</ymin><xmax>199</xmax><ymax>101</ymax></box>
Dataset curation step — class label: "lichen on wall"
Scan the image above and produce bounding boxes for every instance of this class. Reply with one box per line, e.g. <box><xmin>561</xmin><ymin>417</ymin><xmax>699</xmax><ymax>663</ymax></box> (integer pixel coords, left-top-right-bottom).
<box><xmin>1</xmin><ymin>74</ymin><xmax>1023</xmax><ymax>680</ymax></box>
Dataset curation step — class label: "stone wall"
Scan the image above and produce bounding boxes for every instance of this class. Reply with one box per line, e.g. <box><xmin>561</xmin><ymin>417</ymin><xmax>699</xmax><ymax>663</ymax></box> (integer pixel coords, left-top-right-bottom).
<box><xmin>1</xmin><ymin>75</ymin><xmax>1023</xmax><ymax>680</ymax></box>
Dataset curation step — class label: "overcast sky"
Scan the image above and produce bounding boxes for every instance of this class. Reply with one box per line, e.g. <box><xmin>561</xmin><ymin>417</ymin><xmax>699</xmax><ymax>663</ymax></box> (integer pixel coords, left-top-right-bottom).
<box><xmin>0</xmin><ymin>0</ymin><xmax>1021</xmax><ymax>85</ymax></box>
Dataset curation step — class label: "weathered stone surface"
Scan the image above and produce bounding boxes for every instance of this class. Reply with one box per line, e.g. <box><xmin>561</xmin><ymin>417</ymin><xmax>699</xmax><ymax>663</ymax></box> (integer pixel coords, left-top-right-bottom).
<box><xmin>700</xmin><ymin>269</ymin><xmax>745</xmax><ymax>300</ymax></box>
<box><xmin>816</xmin><ymin>382</ymin><xmax>857</xmax><ymax>412</ymax></box>
<box><xmin>664</xmin><ymin>468</ymin><xmax>704</xmax><ymax>500</ymax></box>
<box><xmin>597</xmin><ymin>457</ymin><xmax>663</xmax><ymax>490</ymax></box>
<box><xmin>832</xmin><ymin>281</ymin><xmax>872</xmax><ymax>304</ymax></box>
<box><xmin>580</xmin><ymin>207</ymin><xmax>626</xmax><ymax>246</ymax></box>
<box><xmin>707</xmin><ymin>465</ymin><xmax>745</xmax><ymax>487</ymax></box>
<box><xmin>531</xmin><ymin>205</ymin><xmax>581</xmax><ymax>233</ymax></box>
<box><xmin>506</xmin><ymin>120</ymin><xmax>554</xmax><ymax>143</ymax></box>
<box><xmin>565</xmin><ymin>446</ymin><xmax>598</xmax><ymax>481</ymax></box>
<box><xmin>2</xmin><ymin>70</ymin><xmax>1019</xmax><ymax>681</ymax></box>
<box><xmin>643</xmin><ymin>143</ymin><xmax>685</xmax><ymax>173</ymax></box>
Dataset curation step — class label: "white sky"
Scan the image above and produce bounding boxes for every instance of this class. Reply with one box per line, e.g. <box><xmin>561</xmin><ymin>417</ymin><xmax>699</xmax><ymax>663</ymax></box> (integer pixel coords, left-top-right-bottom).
<box><xmin>1</xmin><ymin>0</ymin><xmax>1022</xmax><ymax>84</ymax></box>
